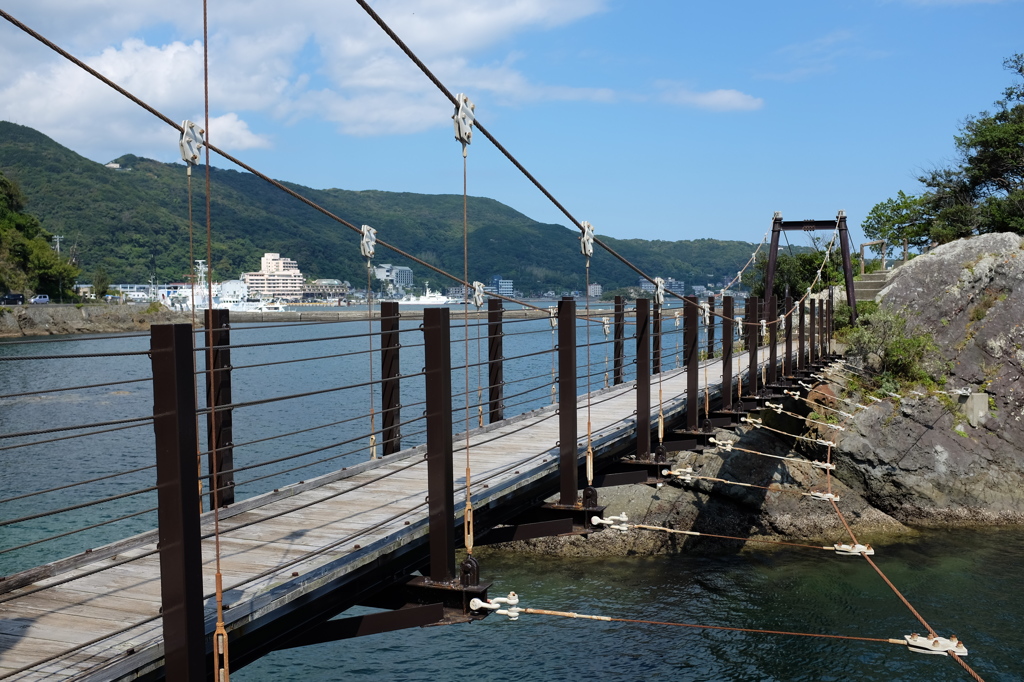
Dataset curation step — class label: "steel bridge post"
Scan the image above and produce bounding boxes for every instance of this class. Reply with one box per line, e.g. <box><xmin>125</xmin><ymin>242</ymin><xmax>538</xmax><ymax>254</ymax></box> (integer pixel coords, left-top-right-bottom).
<box><xmin>838</xmin><ymin>212</ymin><xmax>858</xmax><ymax>323</ymax></box>
<box><xmin>613</xmin><ymin>296</ymin><xmax>625</xmax><ymax>385</ymax></box>
<box><xmin>721</xmin><ymin>296</ymin><xmax>733</xmax><ymax>411</ymax></box>
<box><xmin>767</xmin><ymin>296</ymin><xmax>778</xmax><ymax>385</ymax></box>
<box><xmin>763</xmin><ymin>212</ymin><xmax>785</xmax><ymax>299</ymax></box>
<box><xmin>809</xmin><ymin>299</ymin><xmax>817</xmax><ymax>365</ymax></box>
<box><xmin>706</xmin><ymin>295</ymin><xmax>716</xmax><ymax>359</ymax></box>
<box><xmin>798</xmin><ymin>300</ymin><xmax>807</xmax><ymax>371</ymax></box>
<box><xmin>784</xmin><ymin>296</ymin><xmax>793</xmax><ymax>377</ymax></box>
<box><xmin>746</xmin><ymin>297</ymin><xmax>759</xmax><ymax>396</ymax></box>
<box><xmin>652</xmin><ymin>301</ymin><xmax>661</xmax><ymax>375</ymax></box>
<box><xmin>558</xmin><ymin>297</ymin><xmax>578</xmax><ymax>506</ymax></box>
<box><xmin>826</xmin><ymin>296</ymin><xmax>833</xmax><ymax>357</ymax></box>
<box><xmin>487</xmin><ymin>298</ymin><xmax>504</xmax><ymax>423</ymax></box>
<box><xmin>423</xmin><ymin>308</ymin><xmax>456</xmax><ymax>582</ymax></box>
<box><xmin>204</xmin><ymin>309</ymin><xmax>234</xmax><ymax>510</ymax></box>
<box><xmin>684</xmin><ymin>296</ymin><xmax>698</xmax><ymax>430</ymax></box>
<box><xmin>151</xmin><ymin>324</ymin><xmax>205</xmax><ymax>681</ymax></box>
<box><xmin>381</xmin><ymin>301</ymin><xmax>401</xmax><ymax>456</ymax></box>
<box><xmin>636</xmin><ymin>298</ymin><xmax>651</xmax><ymax>458</ymax></box>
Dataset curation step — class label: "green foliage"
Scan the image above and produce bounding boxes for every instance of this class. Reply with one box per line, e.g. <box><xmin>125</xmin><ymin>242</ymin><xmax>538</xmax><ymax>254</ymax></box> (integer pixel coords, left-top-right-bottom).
<box><xmin>0</xmin><ymin>122</ymin><xmax>764</xmax><ymax>294</ymax></box>
<box><xmin>844</xmin><ymin>306</ymin><xmax>937</xmax><ymax>383</ymax></box>
<box><xmin>741</xmin><ymin>238</ymin><xmax>844</xmax><ymax>299</ymax></box>
<box><xmin>92</xmin><ymin>266</ymin><xmax>110</xmax><ymax>299</ymax></box>
<box><xmin>0</xmin><ymin>170</ymin><xmax>80</xmax><ymax>297</ymax></box>
<box><xmin>862</xmin><ymin>190</ymin><xmax>931</xmax><ymax>257</ymax></box>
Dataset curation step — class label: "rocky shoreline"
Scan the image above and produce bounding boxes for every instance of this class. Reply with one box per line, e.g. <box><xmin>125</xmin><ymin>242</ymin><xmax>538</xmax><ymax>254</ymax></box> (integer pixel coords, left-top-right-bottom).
<box><xmin>0</xmin><ymin>304</ymin><xmax>195</xmax><ymax>337</ymax></box>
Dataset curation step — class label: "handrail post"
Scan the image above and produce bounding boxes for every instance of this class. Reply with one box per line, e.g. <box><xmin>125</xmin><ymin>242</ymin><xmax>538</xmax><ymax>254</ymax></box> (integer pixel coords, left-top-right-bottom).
<box><xmin>204</xmin><ymin>309</ymin><xmax>234</xmax><ymax>509</ymax></box>
<box><xmin>798</xmin><ymin>300</ymin><xmax>806</xmax><ymax>371</ymax></box>
<box><xmin>423</xmin><ymin>307</ymin><xmax>455</xmax><ymax>582</ymax></box>
<box><xmin>487</xmin><ymin>298</ymin><xmax>504</xmax><ymax>423</ymax></box>
<box><xmin>151</xmin><ymin>323</ymin><xmax>205</xmax><ymax>681</ymax></box>
<box><xmin>746</xmin><ymin>297</ymin><xmax>759</xmax><ymax>396</ymax></box>
<box><xmin>809</xmin><ymin>299</ymin><xmax>817</xmax><ymax>365</ymax></box>
<box><xmin>721</xmin><ymin>296</ymin><xmax>733</xmax><ymax>411</ymax></box>
<box><xmin>706</xmin><ymin>295</ymin><xmax>716</xmax><ymax>359</ymax></box>
<box><xmin>635</xmin><ymin>298</ymin><xmax>651</xmax><ymax>458</ymax></box>
<box><xmin>684</xmin><ymin>296</ymin><xmax>698</xmax><ymax>430</ymax></box>
<box><xmin>558</xmin><ymin>296</ymin><xmax>578</xmax><ymax>506</ymax></box>
<box><xmin>613</xmin><ymin>295</ymin><xmax>625</xmax><ymax>385</ymax></box>
<box><xmin>784</xmin><ymin>295</ymin><xmax>793</xmax><ymax>377</ymax></box>
<box><xmin>827</xmin><ymin>296</ymin><xmax>834</xmax><ymax>357</ymax></box>
<box><xmin>652</xmin><ymin>301</ymin><xmax>662</xmax><ymax>375</ymax></box>
<box><xmin>767</xmin><ymin>296</ymin><xmax>778</xmax><ymax>385</ymax></box>
<box><xmin>381</xmin><ymin>301</ymin><xmax>401</xmax><ymax>456</ymax></box>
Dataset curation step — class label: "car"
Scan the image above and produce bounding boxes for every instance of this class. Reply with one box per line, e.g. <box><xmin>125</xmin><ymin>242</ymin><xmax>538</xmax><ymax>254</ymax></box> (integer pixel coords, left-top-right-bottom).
<box><xmin>1</xmin><ymin>293</ymin><xmax>25</xmax><ymax>305</ymax></box>
<box><xmin>30</xmin><ymin>294</ymin><xmax>50</xmax><ymax>304</ymax></box>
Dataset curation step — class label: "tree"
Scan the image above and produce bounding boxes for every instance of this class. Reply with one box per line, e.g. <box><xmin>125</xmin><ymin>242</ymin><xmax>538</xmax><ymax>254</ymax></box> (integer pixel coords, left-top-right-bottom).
<box><xmin>861</xmin><ymin>190</ymin><xmax>930</xmax><ymax>257</ymax></box>
<box><xmin>92</xmin><ymin>266</ymin><xmax>110</xmax><ymax>299</ymax></box>
<box><xmin>742</xmin><ymin>239</ymin><xmax>852</xmax><ymax>300</ymax></box>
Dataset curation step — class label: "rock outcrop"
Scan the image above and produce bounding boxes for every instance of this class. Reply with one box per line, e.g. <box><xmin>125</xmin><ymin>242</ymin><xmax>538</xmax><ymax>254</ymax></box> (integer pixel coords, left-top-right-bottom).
<box><xmin>0</xmin><ymin>304</ymin><xmax>194</xmax><ymax>337</ymax></box>
<box><xmin>835</xmin><ymin>232</ymin><xmax>1024</xmax><ymax>523</ymax></box>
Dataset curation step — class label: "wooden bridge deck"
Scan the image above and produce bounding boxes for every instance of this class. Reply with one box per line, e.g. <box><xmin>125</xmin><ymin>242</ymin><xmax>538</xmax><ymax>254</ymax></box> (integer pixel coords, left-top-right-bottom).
<box><xmin>0</xmin><ymin>351</ymin><xmax>768</xmax><ymax>681</ymax></box>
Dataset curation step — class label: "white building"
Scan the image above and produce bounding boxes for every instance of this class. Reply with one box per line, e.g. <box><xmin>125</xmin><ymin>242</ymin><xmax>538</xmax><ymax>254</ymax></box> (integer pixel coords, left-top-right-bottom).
<box><xmin>373</xmin><ymin>264</ymin><xmax>414</xmax><ymax>288</ymax></box>
<box><xmin>242</xmin><ymin>252</ymin><xmax>305</xmax><ymax>300</ymax></box>
<box><xmin>587</xmin><ymin>283</ymin><xmax>603</xmax><ymax>298</ymax></box>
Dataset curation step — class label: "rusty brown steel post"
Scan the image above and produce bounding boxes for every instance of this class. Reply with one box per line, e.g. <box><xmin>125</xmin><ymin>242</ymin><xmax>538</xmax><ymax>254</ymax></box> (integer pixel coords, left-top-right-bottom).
<box><xmin>487</xmin><ymin>297</ymin><xmax>504</xmax><ymax>423</ymax></box>
<box><xmin>381</xmin><ymin>301</ymin><xmax>401</xmax><ymax>456</ymax></box>
<box><xmin>768</xmin><ymin>296</ymin><xmax>778</xmax><ymax>385</ymax></box>
<box><xmin>784</xmin><ymin>295</ymin><xmax>793</xmax><ymax>377</ymax></box>
<box><xmin>809</xmin><ymin>299</ymin><xmax>817</xmax><ymax>365</ymax></box>
<box><xmin>423</xmin><ymin>307</ymin><xmax>456</xmax><ymax>582</ymax></box>
<box><xmin>746</xmin><ymin>297</ymin><xmax>759</xmax><ymax>396</ymax></box>
<box><xmin>684</xmin><ymin>296</ymin><xmax>698</xmax><ymax>430</ymax></box>
<box><xmin>151</xmin><ymin>324</ymin><xmax>205</xmax><ymax>681</ymax></box>
<box><xmin>204</xmin><ymin>309</ymin><xmax>234</xmax><ymax>510</ymax></box>
<box><xmin>827</xmin><ymin>296</ymin><xmax>834</xmax><ymax>357</ymax></box>
<box><xmin>706</xmin><ymin>295</ymin><xmax>716</xmax><ymax>359</ymax></box>
<box><xmin>823</xmin><ymin>297</ymin><xmax>830</xmax><ymax>357</ymax></box>
<box><xmin>636</xmin><ymin>298</ymin><xmax>651</xmax><ymax>458</ymax></box>
<box><xmin>557</xmin><ymin>297</ymin><xmax>578</xmax><ymax>506</ymax></box>
<box><xmin>721</xmin><ymin>296</ymin><xmax>734</xmax><ymax>410</ymax></box>
<box><xmin>798</xmin><ymin>300</ymin><xmax>807</xmax><ymax>370</ymax></box>
<box><xmin>652</xmin><ymin>301</ymin><xmax>662</xmax><ymax>375</ymax></box>
<box><xmin>613</xmin><ymin>296</ymin><xmax>625</xmax><ymax>385</ymax></box>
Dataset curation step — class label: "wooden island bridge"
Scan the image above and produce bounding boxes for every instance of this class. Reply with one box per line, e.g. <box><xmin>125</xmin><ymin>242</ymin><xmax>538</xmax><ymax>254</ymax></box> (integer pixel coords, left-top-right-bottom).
<box><xmin>0</xmin><ymin>3</ymin><xmax>990</xmax><ymax>680</ymax></box>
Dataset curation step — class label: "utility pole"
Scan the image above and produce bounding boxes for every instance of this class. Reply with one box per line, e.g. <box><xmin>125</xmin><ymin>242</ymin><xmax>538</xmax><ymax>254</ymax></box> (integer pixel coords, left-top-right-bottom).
<box><xmin>51</xmin><ymin>235</ymin><xmax>64</xmax><ymax>255</ymax></box>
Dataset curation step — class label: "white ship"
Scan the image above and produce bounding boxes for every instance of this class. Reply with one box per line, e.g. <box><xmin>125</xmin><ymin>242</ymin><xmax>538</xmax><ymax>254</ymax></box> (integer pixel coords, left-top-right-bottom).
<box><xmin>397</xmin><ymin>282</ymin><xmax>452</xmax><ymax>305</ymax></box>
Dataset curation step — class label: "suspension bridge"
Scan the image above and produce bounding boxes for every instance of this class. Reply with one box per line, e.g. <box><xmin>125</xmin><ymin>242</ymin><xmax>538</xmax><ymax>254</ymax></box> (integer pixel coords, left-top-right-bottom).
<box><xmin>0</xmin><ymin>3</ymin><xmax>990</xmax><ymax>681</ymax></box>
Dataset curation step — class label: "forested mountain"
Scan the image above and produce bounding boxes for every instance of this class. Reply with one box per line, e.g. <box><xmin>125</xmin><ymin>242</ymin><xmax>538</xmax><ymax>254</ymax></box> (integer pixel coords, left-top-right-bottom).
<box><xmin>0</xmin><ymin>121</ymin><xmax>766</xmax><ymax>292</ymax></box>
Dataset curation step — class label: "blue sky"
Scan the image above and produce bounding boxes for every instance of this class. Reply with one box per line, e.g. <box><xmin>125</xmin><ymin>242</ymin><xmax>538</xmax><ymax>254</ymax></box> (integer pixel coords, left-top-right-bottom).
<box><xmin>1</xmin><ymin>0</ymin><xmax>1022</xmax><ymax>249</ymax></box>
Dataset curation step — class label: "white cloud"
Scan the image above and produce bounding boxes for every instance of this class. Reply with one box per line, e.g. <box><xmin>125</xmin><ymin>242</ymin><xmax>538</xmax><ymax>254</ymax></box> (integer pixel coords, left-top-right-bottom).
<box><xmin>657</xmin><ymin>82</ymin><xmax>763</xmax><ymax>112</ymax></box>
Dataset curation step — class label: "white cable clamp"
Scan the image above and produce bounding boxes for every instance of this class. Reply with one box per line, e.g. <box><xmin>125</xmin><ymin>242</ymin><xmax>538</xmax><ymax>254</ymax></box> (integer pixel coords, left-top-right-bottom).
<box><xmin>654</xmin><ymin>277</ymin><xmax>665</xmax><ymax>306</ymax></box>
<box><xmin>471</xmin><ymin>281</ymin><xmax>485</xmax><ymax>308</ymax></box>
<box><xmin>949</xmin><ymin>387</ymin><xmax>972</xmax><ymax>396</ymax></box>
<box><xmin>833</xmin><ymin>542</ymin><xmax>874</xmax><ymax>556</ymax></box>
<box><xmin>360</xmin><ymin>225</ymin><xmax>377</xmax><ymax>260</ymax></box>
<box><xmin>470</xmin><ymin>592</ymin><xmax>521</xmax><ymax>620</ymax></box>
<box><xmin>580</xmin><ymin>221</ymin><xmax>595</xmax><ymax>259</ymax></box>
<box><xmin>824</xmin><ymin>423</ymin><xmax>845</xmax><ymax>432</ymax></box>
<box><xmin>784</xmin><ymin>389</ymin><xmax>800</xmax><ymax>397</ymax></box>
<box><xmin>810</xmin><ymin>373</ymin><xmax>826</xmax><ymax>381</ymax></box>
<box><xmin>178</xmin><ymin>120</ymin><xmax>205</xmax><ymax>165</ymax></box>
<box><xmin>601</xmin><ymin>316</ymin><xmax>611</xmax><ymax>337</ymax></box>
<box><xmin>699</xmin><ymin>302</ymin><xmax>710</xmax><ymax>326</ymax></box>
<box><xmin>660</xmin><ymin>467</ymin><xmax>694</xmax><ymax>482</ymax></box>
<box><xmin>904</xmin><ymin>633</ymin><xmax>968</xmax><ymax>656</ymax></box>
<box><xmin>548</xmin><ymin>307</ymin><xmax>558</xmax><ymax>328</ymax></box>
<box><xmin>812</xmin><ymin>461</ymin><xmax>836</xmax><ymax>471</ymax></box>
<box><xmin>887</xmin><ymin>392</ymin><xmax>902</xmax><ymax>399</ymax></box>
<box><xmin>766</xmin><ymin>401</ymin><xmax>784</xmax><ymax>414</ymax></box>
<box><xmin>816</xmin><ymin>439</ymin><xmax>836</xmax><ymax>447</ymax></box>
<box><xmin>452</xmin><ymin>93</ymin><xmax>475</xmax><ymax>157</ymax></box>
<box><xmin>591</xmin><ymin>513</ymin><xmax>630</xmax><ymax>531</ymax></box>
<box><xmin>807</xmin><ymin>491</ymin><xmax>839</xmax><ymax>501</ymax></box>
<box><xmin>910</xmin><ymin>390</ymin><xmax>925</xmax><ymax>397</ymax></box>
<box><xmin>741</xmin><ymin>416</ymin><xmax>762</xmax><ymax>427</ymax></box>
<box><xmin>798</xmin><ymin>381</ymin><xmax>814</xmax><ymax>390</ymax></box>
<box><xmin>674</xmin><ymin>310</ymin><xmax>681</xmax><ymax>328</ymax></box>
<box><xmin>760</xmin><ymin>319</ymin><xmax>767</xmax><ymax>340</ymax></box>
<box><xmin>709</xmin><ymin>437</ymin><xmax>735</xmax><ymax>452</ymax></box>
<box><xmin>869</xmin><ymin>396</ymin><xmax>883</xmax><ymax>403</ymax></box>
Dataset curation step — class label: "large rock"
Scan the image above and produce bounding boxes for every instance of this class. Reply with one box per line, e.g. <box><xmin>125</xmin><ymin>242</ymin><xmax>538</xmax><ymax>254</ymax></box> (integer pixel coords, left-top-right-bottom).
<box><xmin>836</xmin><ymin>233</ymin><xmax>1024</xmax><ymax>523</ymax></box>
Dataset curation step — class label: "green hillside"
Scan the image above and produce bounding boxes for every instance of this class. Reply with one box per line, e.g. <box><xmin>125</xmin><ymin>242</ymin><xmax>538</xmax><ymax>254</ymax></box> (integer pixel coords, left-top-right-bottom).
<box><xmin>0</xmin><ymin>121</ymin><xmax>767</xmax><ymax>293</ymax></box>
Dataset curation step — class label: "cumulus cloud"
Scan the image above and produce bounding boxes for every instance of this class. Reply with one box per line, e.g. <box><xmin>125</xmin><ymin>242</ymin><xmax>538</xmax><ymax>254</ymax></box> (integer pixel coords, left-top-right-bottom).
<box><xmin>657</xmin><ymin>82</ymin><xmax>763</xmax><ymax>112</ymax></box>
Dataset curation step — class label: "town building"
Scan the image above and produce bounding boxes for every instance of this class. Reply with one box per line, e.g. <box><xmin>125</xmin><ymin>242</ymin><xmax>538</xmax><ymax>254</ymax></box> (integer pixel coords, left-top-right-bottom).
<box><xmin>587</xmin><ymin>282</ymin><xmax>603</xmax><ymax>298</ymax></box>
<box><xmin>373</xmin><ymin>264</ymin><xmax>414</xmax><ymax>288</ymax></box>
<box><xmin>242</xmin><ymin>252</ymin><xmax>305</xmax><ymax>300</ymax></box>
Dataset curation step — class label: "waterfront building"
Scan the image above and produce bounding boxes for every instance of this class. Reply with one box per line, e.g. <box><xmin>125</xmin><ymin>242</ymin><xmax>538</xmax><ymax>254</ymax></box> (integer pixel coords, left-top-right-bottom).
<box><xmin>373</xmin><ymin>264</ymin><xmax>414</xmax><ymax>288</ymax></box>
<box><xmin>242</xmin><ymin>252</ymin><xmax>305</xmax><ymax>300</ymax></box>
<box><xmin>587</xmin><ymin>282</ymin><xmax>603</xmax><ymax>298</ymax></box>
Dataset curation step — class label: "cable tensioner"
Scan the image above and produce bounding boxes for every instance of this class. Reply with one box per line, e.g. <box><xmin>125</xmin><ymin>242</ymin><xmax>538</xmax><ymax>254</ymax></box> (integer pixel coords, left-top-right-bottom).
<box><xmin>833</xmin><ymin>542</ymin><xmax>874</xmax><ymax>556</ymax></box>
<box><xmin>453</xmin><ymin>93</ymin><xmax>475</xmax><ymax>157</ymax></box>
<box><xmin>591</xmin><ymin>513</ymin><xmax>630</xmax><ymax>531</ymax></box>
<box><xmin>661</xmin><ymin>466</ymin><xmax>694</xmax><ymax>482</ymax></box>
<box><xmin>904</xmin><ymin>633</ymin><xmax>968</xmax><ymax>656</ymax></box>
<box><xmin>178</xmin><ymin>119</ymin><xmax>205</xmax><ymax>166</ymax></box>
<box><xmin>470</xmin><ymin>592</ymin><xmax>522</xmax><ymax>620</ymax></box>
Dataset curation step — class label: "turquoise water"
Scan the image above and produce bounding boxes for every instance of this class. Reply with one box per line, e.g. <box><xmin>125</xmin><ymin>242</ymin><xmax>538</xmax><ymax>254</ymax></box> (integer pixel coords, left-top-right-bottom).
<box><xmin>0</xmin><ymin>322</ymin><xmax>1019</xmax><ymax>681</ymax></box>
